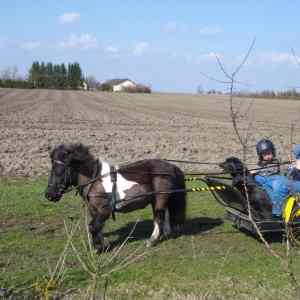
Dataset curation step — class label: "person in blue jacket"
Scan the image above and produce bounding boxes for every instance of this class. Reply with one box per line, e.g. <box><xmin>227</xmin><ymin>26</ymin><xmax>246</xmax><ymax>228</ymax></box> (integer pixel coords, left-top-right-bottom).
<box><xmin>288</xmin><ymin>144</ymin><xmax>300</xmax><ymax>181</ymax></box>
<box><xmin>254</xmin><ymin>139</ymin><xmax>300</xmax><ymax>217</ymax></box>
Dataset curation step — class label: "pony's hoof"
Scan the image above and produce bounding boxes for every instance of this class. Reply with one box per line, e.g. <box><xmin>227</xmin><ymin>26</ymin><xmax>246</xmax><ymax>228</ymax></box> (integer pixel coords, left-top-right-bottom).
<box><xmin>146</xmin><ymin>235</ymin><xmax>165</xmax><ymax>247</ymax></box>
<box><xmin>173</xmin><ymin>224</ymin><xmax>184</xmax><ymax>233</ymax></box>
<box><xmin>163</xmin><ymin>230</ymin><xmax>172</xmax><ymax>238</ymax></box>
<box><xmin>103</xmin><ymin>237</ymin><xmax>110</xmax><ymax>248</ymax></box>
<box><xmin>146</xmin><ymin>239</ymin><xmax>158</xmax><ymax>247</ymax></box>
<box><xmin>94</xmin><ymin>238</ymin><xmax>111</xmax><ymax>253</ymax></box>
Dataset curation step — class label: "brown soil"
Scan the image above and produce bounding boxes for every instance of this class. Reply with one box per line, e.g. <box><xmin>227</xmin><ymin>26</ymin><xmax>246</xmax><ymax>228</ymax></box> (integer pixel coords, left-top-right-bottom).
<box><xmin>1</xmin><ymin>88</ymin><xmax>299</xmax><ymax>176</ymax></box>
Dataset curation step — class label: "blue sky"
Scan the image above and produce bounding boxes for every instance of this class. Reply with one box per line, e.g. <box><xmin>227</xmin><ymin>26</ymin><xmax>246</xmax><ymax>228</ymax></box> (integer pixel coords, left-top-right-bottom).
<box><xmin>1</xmin><ymin>1</ymin><xmax>300</xmax><ymax>92</ymax></box>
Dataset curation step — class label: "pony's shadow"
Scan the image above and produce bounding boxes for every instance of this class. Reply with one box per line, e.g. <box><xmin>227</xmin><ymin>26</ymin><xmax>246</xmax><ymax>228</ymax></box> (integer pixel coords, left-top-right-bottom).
<box><xmin>104</xmin><ymin>217</ymin><xmax>223</xmax><ymax>249</ymax></box>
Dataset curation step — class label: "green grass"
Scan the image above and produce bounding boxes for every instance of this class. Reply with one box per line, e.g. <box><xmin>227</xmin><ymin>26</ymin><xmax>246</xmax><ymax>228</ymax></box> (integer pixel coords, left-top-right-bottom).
<box><xmin>1</xmin><ymin>177</ymin><xmax>300</xmax><ymax>299</ymax></box>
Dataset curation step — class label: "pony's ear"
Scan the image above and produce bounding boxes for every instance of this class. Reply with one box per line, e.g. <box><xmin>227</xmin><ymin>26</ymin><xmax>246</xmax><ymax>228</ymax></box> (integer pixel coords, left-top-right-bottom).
<box><xmin>48</xmin><ymin>144</ymin><xmax>57</xmax><ymax>156</ymax></box>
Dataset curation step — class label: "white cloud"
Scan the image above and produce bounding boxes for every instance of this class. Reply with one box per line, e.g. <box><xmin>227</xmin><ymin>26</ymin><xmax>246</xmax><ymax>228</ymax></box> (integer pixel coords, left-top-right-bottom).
<box><xmin>195</xmin><ymin>52</ymin><xmax>223</xmax><ymax>63</ymax></box>
<box><xmin>251</xmin><ymin>52</ymin><xmax>297</xmax><ymax>65</ymax></box>
<box><xmin>20</xmin><ymin>41</ymin><xmax>41</xmax><ymax>50</ymax></box>
<box><xmin>199</xmin><ymin>25</ymin><xmax>223</xmax><ymax>36</ymax></box>
<box><xmin>104</xmin><ymin>46</ymin><xmax>119</xmax><ymax>54</ymax></box>
<box><xmin>59</xmin><ymin>12</ymin><xmax>80</xmax><ymax>24</ymax></box>
<box><xmin>59</xmin><ymin>34</ymin><xmax>98</xmax><ymax>49</ymax></box>
<box><xmin>132</xmin><ymin>42</ymin><xmax>149</xmax><ymax>56</ymax></box>
<box><xmin>267</xmin><ymin>52</ymin><xmax>293</xmax><ymax>64</ymax></box>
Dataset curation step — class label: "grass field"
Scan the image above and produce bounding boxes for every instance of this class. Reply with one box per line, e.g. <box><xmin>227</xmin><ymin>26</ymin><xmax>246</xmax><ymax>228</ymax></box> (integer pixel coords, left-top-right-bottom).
<box><xmin>1</xmin><ymin>177</ymin><xmax>300</xmax><ymax>299</ymax></box>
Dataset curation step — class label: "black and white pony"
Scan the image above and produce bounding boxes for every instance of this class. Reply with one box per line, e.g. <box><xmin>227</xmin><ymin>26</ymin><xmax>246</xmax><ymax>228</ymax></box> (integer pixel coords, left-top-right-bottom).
<box><xmin>45</xmin><ymin>143</ymin><xmax>187</xmax><ymax>251</ymax></box>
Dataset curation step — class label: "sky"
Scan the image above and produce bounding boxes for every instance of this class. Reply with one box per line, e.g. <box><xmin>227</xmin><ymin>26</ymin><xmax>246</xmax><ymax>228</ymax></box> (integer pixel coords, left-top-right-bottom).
<box><xmin>1</xmin><ymin>1</ymin><xmax>300</xmax><ymax>93</ymax></box>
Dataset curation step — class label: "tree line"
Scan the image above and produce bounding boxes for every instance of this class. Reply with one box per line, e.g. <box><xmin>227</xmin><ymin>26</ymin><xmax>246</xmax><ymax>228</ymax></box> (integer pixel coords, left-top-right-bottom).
<box><xmin>197</xmin><ymin>85</ymin><xmax>300</xmax><ymax>99</ymax></box>
<box><xmin>0</xmin><ymin>62</ymin><xmax>85</xmax><ymax>89</ymax></box>
<box><xmin>232</xmin><ymin>89</ymin><xmax>300</xmax><ymax>99</ymax></box>
<box><xmin>29</xmin><ymin>62</ymin><xmax>84</xmax><ymax>89</ymax></box>
<box><xmin>0</xmin><ymin>66</ymin><xmax>33</xmax><ymax>89</ymax></box>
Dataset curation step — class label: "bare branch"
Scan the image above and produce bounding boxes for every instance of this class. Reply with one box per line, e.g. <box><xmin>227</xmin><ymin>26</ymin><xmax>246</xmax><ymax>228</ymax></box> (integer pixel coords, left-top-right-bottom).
<box><xmin>199</xmin><ymin>70</ymin><xmax>250</xmax><ymax>87</ymax></box>
<box><xmin>198</xmin><ymin>71</ymin><xmax>232</xmax><ymax>85</ymax></box>
<box><xmin>232</xmin><ymin>37</ymin><xmax>256</xmax><ymax>77</ymax></box>
<box><xmin>291</xmin><ymin>48</ymin><xmax>300</xmax><ymax>68</ymax></box>
<box><xmin>215</xmin><ymin>54</ymin><xmax>232</xmax><ymax>81</ymax></box>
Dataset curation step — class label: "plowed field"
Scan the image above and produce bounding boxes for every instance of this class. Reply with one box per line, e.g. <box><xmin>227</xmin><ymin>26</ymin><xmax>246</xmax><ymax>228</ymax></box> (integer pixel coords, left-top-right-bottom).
<box><xmin>1</xmin><ymin>88</ymin><xmax>299</xmax><ymax>176</ymax></box>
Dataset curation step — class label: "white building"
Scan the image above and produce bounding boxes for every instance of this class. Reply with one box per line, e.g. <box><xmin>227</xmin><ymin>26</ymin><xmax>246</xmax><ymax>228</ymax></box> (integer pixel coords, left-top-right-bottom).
<box><xmin>103</xmin><ymin>79</ymin><xmax>137</xmax><ymax>92</ymax></box>
<box><xmin>82</xmin><ymin>81</ymin><xmax>88</xmax><ymax>90</ymax></box>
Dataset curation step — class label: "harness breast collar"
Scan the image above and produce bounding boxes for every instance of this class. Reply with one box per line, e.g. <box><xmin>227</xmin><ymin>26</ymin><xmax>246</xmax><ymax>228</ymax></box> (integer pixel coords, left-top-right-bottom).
<box><xmin>83</xmin><ymin>160</ymin><xmax>118</xmax><ymax>220</ymax></box>
<box><xmin>110</xmin><ymin>165</ymin><xmax>117</xmax><ymax>220</ymax></box>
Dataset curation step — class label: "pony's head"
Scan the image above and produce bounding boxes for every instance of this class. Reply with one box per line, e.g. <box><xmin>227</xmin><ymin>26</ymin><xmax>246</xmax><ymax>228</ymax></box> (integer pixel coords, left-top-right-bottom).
<box><xmin>219</xmin><ymin>156</ymin><xmax>249</xmax><ymax>177</ymax></box>
<box><xmin>45</xmin><ymin>143</ymin><xmax>94</xmax><ymax>202</ymax></box>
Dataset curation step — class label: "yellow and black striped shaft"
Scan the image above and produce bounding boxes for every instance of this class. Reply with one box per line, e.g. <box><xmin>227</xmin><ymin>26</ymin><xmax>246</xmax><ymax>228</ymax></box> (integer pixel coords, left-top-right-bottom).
<box><xmin>112</xmin><ymin>185</ymin><xmax>227</xmax><ymax>205</ymax></box>
<box><xmin>189</xmin><ymin>185</ymin><xmax>226</xmax><ymax>192</ymax></box>
<box><xmin>185</xmin><ymin>177</ymin><xmax>204</xmax><ymax>182</ymax></box>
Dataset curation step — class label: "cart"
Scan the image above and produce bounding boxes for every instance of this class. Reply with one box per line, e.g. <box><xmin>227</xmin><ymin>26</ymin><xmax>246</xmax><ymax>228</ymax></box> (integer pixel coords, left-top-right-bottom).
<box><xmin>204</xmin><ymin>176</ymin><xmax>300</xmax><ymax>244</ymax></box>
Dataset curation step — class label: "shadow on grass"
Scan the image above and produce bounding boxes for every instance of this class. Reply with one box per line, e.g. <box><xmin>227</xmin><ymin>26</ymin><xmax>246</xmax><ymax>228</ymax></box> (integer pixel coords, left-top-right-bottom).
<box><xmin>105</xmin><ymin>217</ymin><xmax>223</xmax><ymax>248</ymax></box>
<box><xmin>238</xmin><ymin>227</ymin><xmax>284</xmax><ymax>244</ymax></box>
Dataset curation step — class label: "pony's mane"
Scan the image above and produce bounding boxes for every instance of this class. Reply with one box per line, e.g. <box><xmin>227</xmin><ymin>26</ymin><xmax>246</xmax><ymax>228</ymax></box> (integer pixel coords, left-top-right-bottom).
<box><xmin>51</xmin><ymin>143</ymin><xmax>95</xmax><ymax>163</ymax></box>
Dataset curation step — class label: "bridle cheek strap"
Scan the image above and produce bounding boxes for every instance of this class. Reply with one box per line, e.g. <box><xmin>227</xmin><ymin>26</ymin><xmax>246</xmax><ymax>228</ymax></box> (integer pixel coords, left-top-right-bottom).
<box><xmin>52</xmin><ymin>160</ymin><xmax>72</xmax><ymax>192</ymax></box>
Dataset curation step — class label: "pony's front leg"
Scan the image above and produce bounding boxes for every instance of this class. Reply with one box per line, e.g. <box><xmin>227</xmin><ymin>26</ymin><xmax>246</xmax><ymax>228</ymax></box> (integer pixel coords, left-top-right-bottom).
<box><xmin>89</xmin><ymin>216</ymin><xmax>110</xmax><ymax>252</ymax></box>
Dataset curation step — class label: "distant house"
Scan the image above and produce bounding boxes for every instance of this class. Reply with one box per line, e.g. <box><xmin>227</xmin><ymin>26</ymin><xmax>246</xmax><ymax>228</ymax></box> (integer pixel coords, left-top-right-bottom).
<box><xmin>82</xmin><ymin>81</ymin><xmax>88</xmax><ymax>90</ymax></box>
<box><xmin>102</xmin><ymin>78</ymin><xmax>137</xmax><ymax>92</ymax></box>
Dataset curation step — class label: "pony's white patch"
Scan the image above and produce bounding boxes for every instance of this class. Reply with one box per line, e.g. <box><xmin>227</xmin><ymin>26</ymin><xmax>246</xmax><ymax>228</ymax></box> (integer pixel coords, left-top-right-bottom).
<box><xmin>163</xmin><ymin>208</ymin><xmax>171</xmax><ymax>236</ymax></box>
<box><xmin>151</xmin><ymin>221</ymin><xmax>160</xmax><ymax>240</ymax></box>
<box><xmin>101</xmin><ymin>161</ymin><xmax>138</xmax><ymax>200</ymax></box>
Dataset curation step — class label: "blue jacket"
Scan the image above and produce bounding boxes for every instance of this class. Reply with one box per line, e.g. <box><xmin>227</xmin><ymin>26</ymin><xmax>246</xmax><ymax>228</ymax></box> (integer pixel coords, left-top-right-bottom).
<box><xmin>255</xmin><ymin>170</ymin><xmax>300</xmax><ymax>217</ymax></box>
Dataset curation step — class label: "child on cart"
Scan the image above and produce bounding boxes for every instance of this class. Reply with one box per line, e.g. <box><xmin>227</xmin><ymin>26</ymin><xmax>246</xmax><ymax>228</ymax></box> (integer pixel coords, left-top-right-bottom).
<box><xmin>254</xmin><ymin>139</ymin><xmax>300</xmax><ymax>217</ymax></box>
<box><xmin>288</xmin><ymin>144</ymin><xmax>300</xmax><ymax>181</ymax></box>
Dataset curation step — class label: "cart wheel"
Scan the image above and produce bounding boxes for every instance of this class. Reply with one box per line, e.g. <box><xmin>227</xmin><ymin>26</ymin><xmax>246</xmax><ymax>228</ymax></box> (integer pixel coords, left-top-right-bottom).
<box><xmin>287</xmin><ymin>204</ymin><xmax>300</xmax><ymax>246</ymax></box>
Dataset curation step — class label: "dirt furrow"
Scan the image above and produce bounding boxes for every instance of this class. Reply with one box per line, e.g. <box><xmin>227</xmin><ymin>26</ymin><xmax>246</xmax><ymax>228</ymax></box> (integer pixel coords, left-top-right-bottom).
<box><xmin>0</xmin><ymin>89</ymin><xmax>299</xmax><ymax>177</ymax></box>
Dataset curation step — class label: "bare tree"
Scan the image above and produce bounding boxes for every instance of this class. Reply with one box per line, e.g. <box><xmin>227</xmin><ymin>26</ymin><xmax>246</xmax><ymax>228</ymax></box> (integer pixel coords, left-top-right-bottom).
<box><xmin>200</xmin><ymin>38</ymin><xmax>286</xmax><ymax>255</ymax></box>
<box><xmin>1</xmin><ymin>66</ymin><xmax>19</xmax><ymax>80</ymax></box>
<box><xmin>86</xmin><ymin>75</ymin><xmax>100</xmax><ymax>90</ymax></box>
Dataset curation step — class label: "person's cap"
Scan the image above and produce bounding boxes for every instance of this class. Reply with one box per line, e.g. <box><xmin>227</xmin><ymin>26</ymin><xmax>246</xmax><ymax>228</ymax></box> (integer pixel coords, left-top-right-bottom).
<box><xmin>294</xmin><ymin>144</ymin><xmax>300</xmax><ymax>159</ymax></box>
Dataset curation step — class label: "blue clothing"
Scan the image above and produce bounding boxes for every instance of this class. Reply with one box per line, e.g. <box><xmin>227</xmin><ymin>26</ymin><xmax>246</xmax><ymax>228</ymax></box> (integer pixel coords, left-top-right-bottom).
<box><xmin>288</xmin><ymin>166</ymin><xmax>300</xmax><ymax>181</ymax></box>
<box><xmin>294</xmin><ymin>144</ymin><xmax>300</xmax><ymax>159</ymax></box>
<box><xmin>255</xmin><ymin>174</ymin><xmax>300</xmax><ymax>216</ymax></box>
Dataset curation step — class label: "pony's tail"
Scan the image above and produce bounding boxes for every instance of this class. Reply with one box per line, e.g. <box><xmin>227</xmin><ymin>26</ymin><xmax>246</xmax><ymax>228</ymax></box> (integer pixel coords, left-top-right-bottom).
<box><xmin>168</xmin><ymin>165</ymin><xmax>186</xmax><ymax>228</ymax></box>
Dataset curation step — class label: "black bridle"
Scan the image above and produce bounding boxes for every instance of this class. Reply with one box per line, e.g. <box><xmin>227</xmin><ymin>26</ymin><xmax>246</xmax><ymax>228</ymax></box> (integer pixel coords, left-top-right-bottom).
<box><xmin>49</xmin><ymin>159</ymin><xmax>108</xmax><ymax>197</ymax></box>
<box><xmin>49</xmin><ymin>159</ymin><xmax>74</xmax><ymax>194</ymax></box>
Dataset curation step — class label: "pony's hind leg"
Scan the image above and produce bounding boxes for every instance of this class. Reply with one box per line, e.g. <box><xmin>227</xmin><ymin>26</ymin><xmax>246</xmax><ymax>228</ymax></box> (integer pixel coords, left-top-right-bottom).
<box><xmin>146</xmin><ymin>209</ymin><xmax>165</xmax><ymax>247</ymax></box>
<box><xmin>146</xmin><ymin>195</ymin><xmax>170</xmax><ymax>247</ymax></box>
<box><xmin>163</xmin><ymin>208</ymin><xmax>172</xmax><ymax>236</ymax></box>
